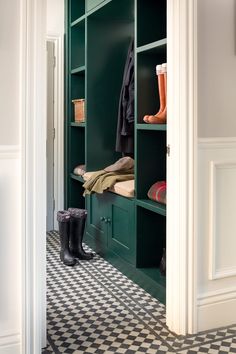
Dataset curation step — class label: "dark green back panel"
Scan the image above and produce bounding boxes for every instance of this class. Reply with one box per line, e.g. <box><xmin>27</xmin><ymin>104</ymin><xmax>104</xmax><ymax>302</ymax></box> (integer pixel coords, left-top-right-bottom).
<box><xmin>86</xmin><ymin>0</ymin><xmax>134</xmax><ymax>171</ymax></box>
<box><xmin>69</xmin><ymin>178</ymin><xmax>85</xmax><ymax>208</ymax></box>
<box><xmin>69</xmin><ymin>127</ymin><xmax>85</xmax><ymax>172</ymax></box>
<box><xmin>136</xmin><ymin>206</ymin><xmax>165</xmax><ymax>267</ymax></box>
<box><xmin>71</xmin><ymin>21</ymin><xmax>85</xmax><ymax>69</ymax></box>
<box><xmin>70</xmin><ymin>0</ymin><xmax>85</xmax><ymax>22</ymax></box>
<box><xmin>136</xmin><ymin>0</ymin><xmax>166</xmax><ymax>47</ymax></box>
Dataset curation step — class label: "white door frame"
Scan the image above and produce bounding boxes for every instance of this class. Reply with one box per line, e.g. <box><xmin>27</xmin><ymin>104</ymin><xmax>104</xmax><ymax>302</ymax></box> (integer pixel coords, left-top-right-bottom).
<box><xmin>166</xmin><ymin>0</ymin><xmax>198</xmax><ymax>335</ymax></box>
<box><xmin>46</xmin><ymin>34</ymin><xmax>65</xmax><ymax>229</ymax></box>
<box><xmin>20</xmin><ymin>0</ymin><xmax>47</xmax><ymax>352</ymax></box>
<box><xmin>20</xmin><ymin>0</ymin><xmax>198</xmax><ymax>352</ymax></box>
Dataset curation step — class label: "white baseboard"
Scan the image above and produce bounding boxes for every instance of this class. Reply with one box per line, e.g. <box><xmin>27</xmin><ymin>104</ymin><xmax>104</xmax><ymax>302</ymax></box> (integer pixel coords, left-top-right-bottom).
<box><xmin>198</xmin><ymin>289</ymin><xmax>236</xmax><ymax>331</ymax></box>
<box><xmin>0</xmin><ymin>332</ymin><xmax>21</xmax><ymax>354</ymax></box>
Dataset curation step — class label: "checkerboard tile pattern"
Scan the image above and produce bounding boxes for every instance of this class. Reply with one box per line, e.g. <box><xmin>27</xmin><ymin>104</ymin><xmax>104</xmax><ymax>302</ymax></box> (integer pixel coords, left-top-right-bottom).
<box><xmin>44</xmin><ymin>231</ymin><xmax>236</xmax><ymax>353</ymax></box>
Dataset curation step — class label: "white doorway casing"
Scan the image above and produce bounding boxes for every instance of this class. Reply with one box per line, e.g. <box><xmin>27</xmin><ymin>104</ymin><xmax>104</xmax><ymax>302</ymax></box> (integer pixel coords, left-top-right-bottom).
<box><xmin>47</xmin><ymin>40</ymin><xmax>55</xmax><ymax>231</ymax></box>
<box><xmin>20</xmin><ymin>0</ymin><xmax>198</xmax><ymax>353</ymax></box>
<box><xmin>46</xmin><ymin>34</ymin><xmax>65</xmax><ymax>230</ymax></box>
<box><xmin>166</xmin><ymin>0</ymin><xmax>198</xmax><ymax>335</ymax></box>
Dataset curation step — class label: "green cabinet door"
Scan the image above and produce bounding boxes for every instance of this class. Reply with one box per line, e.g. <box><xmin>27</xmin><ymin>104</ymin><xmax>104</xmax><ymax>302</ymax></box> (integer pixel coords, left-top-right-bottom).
<box><xmin>106</xmin><ymin>193</ymin><xmax>136</xmax><ymax>265</ymax></box>
<box><xmin>86</xmin><ymin>0</ymin><xmax>104</xmax><ymax>12</ymax></box>
<box><xmin>86</xmin><ymin>193</ymin><xmax>108</xmax><ymax>251</ymax></box>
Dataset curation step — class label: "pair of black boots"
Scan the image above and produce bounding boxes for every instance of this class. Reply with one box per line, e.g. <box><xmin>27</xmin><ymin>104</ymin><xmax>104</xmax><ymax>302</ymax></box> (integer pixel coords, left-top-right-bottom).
<box><xmin>57</xmin><ymin>208</ymin><xmax>94</xmax><ymax>266</ymax></box>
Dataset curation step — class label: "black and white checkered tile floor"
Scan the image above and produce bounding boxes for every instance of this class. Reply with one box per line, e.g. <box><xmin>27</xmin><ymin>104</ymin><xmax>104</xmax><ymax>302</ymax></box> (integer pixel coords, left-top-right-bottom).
<box><xmin>43</xmin><ymin>231</ymin><xmax>236</xmax><ymax>354</ymax></box>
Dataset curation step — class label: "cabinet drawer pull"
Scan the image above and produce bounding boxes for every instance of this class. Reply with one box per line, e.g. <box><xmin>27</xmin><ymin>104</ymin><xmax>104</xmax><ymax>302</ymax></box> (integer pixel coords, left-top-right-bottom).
<box><xmin>100</xmin><ymin>216</ymin><xmax>105</xmax><ymax>221</ymax></box>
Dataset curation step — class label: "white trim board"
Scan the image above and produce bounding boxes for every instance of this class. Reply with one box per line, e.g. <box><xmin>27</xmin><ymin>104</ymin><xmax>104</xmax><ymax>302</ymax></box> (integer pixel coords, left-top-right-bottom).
<box><xmin>166</xmin><ymin>0</ymin><xmax>198</xmax><ymax>335</ymax></box>
<box><xmin>20</xmin><ymin>0</ymin><xmax>47</xmax><ymax>352</ymax></box>
<box><xmin>199</xmin><ymin>137</ymin><xmax>236</xmax><ymax>149</ymax></box>
<box><xmin>0</xmin><ymin>145</ymin><xmax>20</xmax><ymax>159</ymax></box>
<box><xmin>46</xmin><ymin>34</ymin><xmax>64</xmax><ymax>230</ymax></box>
<box><xmin>0</xmin><ymin>332</ymin><xmax>21</xmax><ymax>348</ymax></box>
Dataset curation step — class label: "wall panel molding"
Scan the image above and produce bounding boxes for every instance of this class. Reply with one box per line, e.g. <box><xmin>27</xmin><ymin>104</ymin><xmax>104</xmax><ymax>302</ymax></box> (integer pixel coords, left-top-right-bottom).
<box><xmin>199</xmin><ymin>137</ymin><xmax>236</xmax><ymax>149</ymax></box>
<box><xmin>0</xmin><ymin>145</ymin><xmax>20</xmax><ymax>159</ymax></box>
<box><xmin>198</xmin><ymin>286</ymin><xmax>236</xmax><ymax>306</ymax></box>
<box><xmin>197</xmin><ymin>137</ymin><xmax>236</xmax><ymax>331</ymax></box>
<box><xmin>0</xmin><ymin>331</ymin><xmax>20</xmax><ymax>348</ymax></box>
<box><xmin>209</xmin><ymin>160</ymin><xmax>236</xmax><ymax>280</ymax></box>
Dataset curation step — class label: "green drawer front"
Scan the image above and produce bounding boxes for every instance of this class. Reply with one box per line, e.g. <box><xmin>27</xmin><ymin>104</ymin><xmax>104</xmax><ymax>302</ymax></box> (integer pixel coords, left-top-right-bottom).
<box><xmin>86</xmin><ymin>0</ymin><xmax>104</xmax><ymax>12</ymax></box>
<box><xmin>107</xmin><ymin>194</ymin><xmax>135</xmax><ymax>265</ymax></box>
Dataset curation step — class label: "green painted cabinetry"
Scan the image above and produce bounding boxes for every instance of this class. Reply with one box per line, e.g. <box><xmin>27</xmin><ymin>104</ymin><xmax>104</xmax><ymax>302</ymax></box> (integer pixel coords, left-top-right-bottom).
<box><xmin>86</xmin><ymin>193</ymin><xmax>136</xmax><ymax>265</ymax></box>
<box><xmin>65</xmin><ymin>0</ymin><xmax>167</xmax><ymax>303</ymax></box>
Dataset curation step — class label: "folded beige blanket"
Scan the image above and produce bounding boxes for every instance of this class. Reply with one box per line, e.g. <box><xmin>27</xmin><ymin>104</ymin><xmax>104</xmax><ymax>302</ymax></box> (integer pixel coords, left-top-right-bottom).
<box><xmin>83</xmin><ymin>169</ymin><xmax>134</xmax><ymax>195</ymax></box>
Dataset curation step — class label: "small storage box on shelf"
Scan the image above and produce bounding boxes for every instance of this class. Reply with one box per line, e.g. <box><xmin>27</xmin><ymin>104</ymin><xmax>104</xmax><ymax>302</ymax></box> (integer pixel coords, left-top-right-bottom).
<box><xmin>72</xmin><ymin>99</ymin><xmax>85</xmax><ymax>123</ymax></box>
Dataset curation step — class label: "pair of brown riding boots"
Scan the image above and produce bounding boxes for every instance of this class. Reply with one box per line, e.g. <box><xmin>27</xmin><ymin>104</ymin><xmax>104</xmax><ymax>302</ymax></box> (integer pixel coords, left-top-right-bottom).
<box><xmin>143</xmin><ymin>63</ymin><xmax>167</xmax><ymax>124</ymax></box>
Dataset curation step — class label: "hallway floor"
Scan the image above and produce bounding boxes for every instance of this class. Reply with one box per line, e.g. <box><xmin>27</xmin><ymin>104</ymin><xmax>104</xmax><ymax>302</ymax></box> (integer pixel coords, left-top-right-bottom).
<box><xmin>43</xmin><ymin>232</ymin><xmax>236</xmax><ymax>354</ymax></box>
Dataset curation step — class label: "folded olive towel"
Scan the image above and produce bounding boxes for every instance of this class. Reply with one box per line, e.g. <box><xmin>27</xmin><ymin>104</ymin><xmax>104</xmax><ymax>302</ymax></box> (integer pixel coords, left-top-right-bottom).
<box><xmin>83</xmin><ymin>169</ymin><xmax>134</xmax><ymax>195</ymax></box>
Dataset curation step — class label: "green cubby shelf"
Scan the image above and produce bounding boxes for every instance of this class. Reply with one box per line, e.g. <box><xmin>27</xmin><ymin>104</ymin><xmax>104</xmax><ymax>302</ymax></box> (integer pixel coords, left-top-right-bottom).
<box><xmin>136</xmin><ymin>130</ymin><xmax>166</xmax><ymax>200</ymax></box>
<box><xmin>71</xmin><ymin>14</ymin><xmax>86</xmax><ymax>27</ymax></box>
<box><xmin>136</xmin><ymin>38</ymin><xmax>167</xmax><ymax>54</ymax></box>
<box><xmin>136</xmin><ymin>45</ymin><xmax>167</xmax><ymax>124</ymax></box>
<box><xmin>136</xmin><ymin>206</ymin><xmax>166</xmax><ymax>269</ymax></box>
<box><xmin>71</xmin><ymin>65</ymin><xmax>86</xmax><ymax>75</ymax></box>
<box><xmin>70</xmin><ymin>122</ymin><xmax>86</xmax><ymax>128</ymax></box>
<box><xmin>136</xmin><ymin>123</ymin><xmax>167</xmax><ymax>131</ymax></box>
<box><xmin>136</xmin><ymin>199</ymin><xmax>166</xmax><ymax>216</ymax></box>
<box><xmin>70</xmin><ymin>173</ymin><xmax>84</xmax><ymax>183</ymax></box>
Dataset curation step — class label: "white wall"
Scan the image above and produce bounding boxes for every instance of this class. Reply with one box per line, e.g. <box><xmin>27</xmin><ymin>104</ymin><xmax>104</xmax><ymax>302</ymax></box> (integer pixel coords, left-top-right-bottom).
<box><xmin>0</xmin><ymin>1</ymin><xmax>20</xmax><ymax>145</ymax></box>
<box><xmin>197</xmin><ymin>0</ymin><xmax>236</xmax><ymax>331</ymax></box>
<box><xmin>198</xmin><ymin>0</ymin><xmax>236</xmax><ymax>137</ymax></box>
<box><xmin>0</xmin><ymin>0</ymin><xmax>21</xmax><ymax>353</ymax></box>
<box><xmin>47</xmin><ymin>0</ymin><xmax>64</xmax><ymax>35</ymax></box>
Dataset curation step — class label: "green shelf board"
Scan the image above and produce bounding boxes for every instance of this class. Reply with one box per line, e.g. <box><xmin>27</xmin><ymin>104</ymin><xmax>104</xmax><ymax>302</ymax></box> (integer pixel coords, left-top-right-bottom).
<box><xmin>136</xmin><ymin>199</ymin><xmax>166</xmax><ymax>216</ymax></box>
<box><xmin>70</xmin><ymin>122</ymin><xmax>86</xmax><ymax>128</ymax></box>
<box><xmin>136</xmin><ymin>38</ymin><xmax>167</xmax><ymax>54</ymax></box>
<box><xmin>86</xmin><ymin>0</ymin><xmax>112</xmax><ymax>16</ymax></box>
<box><xmin>70</xmin><ymin>15</ymin><xmax>86</xmax><ymax>28</ymax></box>
<box><xmin>70</xmin><ymin>173</ymin><xmax>84</xmax><ymax>183</ymax></box>
<box><xmin>71</xmin><ymin>66</ymin><xmax>86</xmax><ymax>75</ymax></box>
<box><xmin>136</xmin><ymin>123</ymin><xmax>166</xmax><ymax>131</ymax></box>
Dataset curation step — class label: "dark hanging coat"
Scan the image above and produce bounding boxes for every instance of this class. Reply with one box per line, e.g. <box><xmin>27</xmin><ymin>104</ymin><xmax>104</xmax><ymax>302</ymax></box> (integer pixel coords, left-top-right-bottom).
<box><xmin>115</xmin><ymin>39</ymin><xmax>134</xmax><ymax>155</ymax></box>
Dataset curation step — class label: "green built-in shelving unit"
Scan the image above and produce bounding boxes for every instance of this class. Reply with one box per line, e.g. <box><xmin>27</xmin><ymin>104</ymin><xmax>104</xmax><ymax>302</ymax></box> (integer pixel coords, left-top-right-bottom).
<box><xmin>65</xmin><ymin>0</ymin><xmax>167</xmax><ymax>304</ymax></box>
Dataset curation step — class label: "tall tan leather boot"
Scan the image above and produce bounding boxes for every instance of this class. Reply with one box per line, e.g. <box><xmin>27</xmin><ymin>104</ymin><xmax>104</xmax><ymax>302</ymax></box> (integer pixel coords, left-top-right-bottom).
<box><xmin>143</xmin><ymin>64</ymin><xmax>166</xmax><ymax>123</ymax></box>
<box><xmin>147</xmin><ymin>63</ymin><xmax>167</xmax><ymax>124</ymax></box>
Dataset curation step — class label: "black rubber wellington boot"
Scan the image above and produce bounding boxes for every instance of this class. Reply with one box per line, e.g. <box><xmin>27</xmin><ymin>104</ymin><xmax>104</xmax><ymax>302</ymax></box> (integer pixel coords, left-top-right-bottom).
<box><xmin>57</xmin><ymin>211</ymin><xmax>76</xmax><ymax>266</ymax></box>
<box><xmin>68</xmin><ymin>208</ymin><xmax>94</xmax><ymax>260</ymax></box>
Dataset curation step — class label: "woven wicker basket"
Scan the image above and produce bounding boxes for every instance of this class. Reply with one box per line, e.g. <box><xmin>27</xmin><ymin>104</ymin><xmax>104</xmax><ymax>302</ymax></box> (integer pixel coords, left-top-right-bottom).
<box><xmin>72</xmin><ymin>99</ymin><xmax>85</xmax><ymax>123</ymax></box>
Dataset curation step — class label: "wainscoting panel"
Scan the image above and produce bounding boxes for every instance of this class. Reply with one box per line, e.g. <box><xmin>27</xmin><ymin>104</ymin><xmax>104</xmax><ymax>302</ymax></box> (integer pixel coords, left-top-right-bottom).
<box><xmin>197</xmin><ymin>138</ymin><xmax>236</xmax><ymax>331</ymax></box>
<box><xmin>0</xmin><ymin>146</ymin><xmax>21</xmax><ymax>354</ymax></box>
